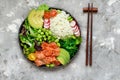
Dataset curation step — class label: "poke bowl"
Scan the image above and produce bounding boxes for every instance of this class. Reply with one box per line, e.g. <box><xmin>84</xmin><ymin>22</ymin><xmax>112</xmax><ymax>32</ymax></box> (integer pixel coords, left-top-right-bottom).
<box><xmin>19</xmin><ymin>4</ymin><xmax>82</xmax><ymax>68</ymax></box>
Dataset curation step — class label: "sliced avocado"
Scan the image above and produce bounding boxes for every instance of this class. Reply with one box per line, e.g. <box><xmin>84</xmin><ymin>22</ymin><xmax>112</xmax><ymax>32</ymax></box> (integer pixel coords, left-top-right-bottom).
<box><xmin>60</xmin><ymin>48</ymin><xmax>70</xmax><ymax>62</ymax></box>
<box><xmin>57</xmin><ymin>48</ymin><xmax>70</xmax><ymax>65</ymax></box>
<box><xmin>36</xmin><ymin>10</ymin><xmax>44</xmax><ymax>17</ymax></box>
<box><xmin>57</xmin><ymin>57</ymin><xmax>66</xmax><ymax>65</ymax></box>
<box><xmin>58</xmin><ymin>55</ymin><xmax>68</xmax><ymax>64</ymax></box>
<box><xmin>58</xmin><ymin>52</ymin><xmax>69</xmax><ymax>63</ymax></box>
<box><xmin>28</xmin><ymin>9</ymin><xmax>44</xmax><ymax>29</ymax></box>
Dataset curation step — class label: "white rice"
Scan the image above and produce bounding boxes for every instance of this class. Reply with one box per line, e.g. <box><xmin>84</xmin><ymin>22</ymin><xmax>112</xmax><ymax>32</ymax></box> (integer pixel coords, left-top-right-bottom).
<box><xmin>50</xmin><ymin>11</ymin><xmax>73</xmax><ymax>38</ymax></box>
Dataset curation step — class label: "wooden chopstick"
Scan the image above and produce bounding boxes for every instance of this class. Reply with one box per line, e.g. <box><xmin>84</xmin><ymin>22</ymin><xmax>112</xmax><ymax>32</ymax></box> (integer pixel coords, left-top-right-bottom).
<box><xmin>85</xmin><ymin>3</ymin><xmax>93</xmax><ymax>66</ymax></box>
<box><xmin>84</xmin><ymin>3</ymin><xmax>98</xmax><ymax>66</ymax></box>
<box><xmin>90</xmin><ymin>3</ymin><xmax>93</xmax><ymax>66</ymax></box>
<box><xmin>86</xmin><ymin>3</ymin><xmax>90</xmax><ymax>66</ymax></box>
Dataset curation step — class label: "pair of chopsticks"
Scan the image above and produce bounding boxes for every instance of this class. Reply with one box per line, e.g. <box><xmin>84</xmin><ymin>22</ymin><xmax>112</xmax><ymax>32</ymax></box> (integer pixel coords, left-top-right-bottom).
<box><xmin>83</xmin><ymin>3</ymin><xmax>98</xmax><ymax>66</ymax></box>
<box><xmin>86</xmin><ymin>3</ymin><xmax>93</xmax><ymax>66</ymax></box>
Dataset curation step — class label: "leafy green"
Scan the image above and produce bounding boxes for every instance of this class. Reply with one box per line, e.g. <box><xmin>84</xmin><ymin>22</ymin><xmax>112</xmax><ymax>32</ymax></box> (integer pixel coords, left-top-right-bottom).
<box><xmin>57</xmin><ymin>10</ymin><xmax>61</xmax><ymax>13</ymax></box>
<box><xmin>37</xmin><ymin>4</ymin><xmax>49</xmax><ymax>11</ymax></box>
<box><xmin>67</xmin><ymin>16</ymin><xmax>73</xmax><ymax>22</ymax></box>
<box><xmin>59</xmin><ymin>35</ymin><xmax>82</xmax><ymax>58</ymax></box>
<box><xmin>20</xmin><ymin>34</ymin><xmax>35</xmax><ymax>56</ymax></box>
<box><xmin>19</xmin><ymin>18</ymin><xmax>36</xmax><ymax>56</ymax></box>
<box><xmin>24</xmin><ymin>18</ymin><xmax>30</xmax><ymax>30</ymax></box>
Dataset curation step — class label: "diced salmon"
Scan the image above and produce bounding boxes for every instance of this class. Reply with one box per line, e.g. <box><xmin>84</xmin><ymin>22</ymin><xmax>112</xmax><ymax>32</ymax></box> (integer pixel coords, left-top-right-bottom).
<box><xmin>43</xmin><ymin>57</ymin><xmax>51</xmax><ymax>64</ymax></box>
<box><xmin>53</xmin><ymin>61</ymin><xmax>61</xmax><ymax>66</ymax></box>
<box><xmin>43</xmin><ymin>57</ymin><xmax>56</xmax><ymax>64</ymax></box>
<box><xmin>52</xmin><ymin>48</ymin><xmax>60</xmax><ymax>56</ymax></box>
<box><xmin>34</xmin><ymin>42</ymin><xmax>61</xmax><ymax>66</ymax></box>
<box><xmin>49</xmin><ymin>42</ymin><xmax>59</xmax><ymax>49</ymax></box>
<box><xmin>34</xmin><ymin>51</ymin><xmax>45</xmax><ymax>59</ymax></box>
<box><xmin>42</xmin><ymin>50</ymin><xmax>52</xmax><ymax>57</ymax></box>
<box><xmin>34</xmin><ymin>59</ymin><xmax>44</xmax><ymax>66</ymax></box>
<box><xmin>41</xmin><ymin>42</ymin><xmax>48</xmax><ymax>49</ymax></box>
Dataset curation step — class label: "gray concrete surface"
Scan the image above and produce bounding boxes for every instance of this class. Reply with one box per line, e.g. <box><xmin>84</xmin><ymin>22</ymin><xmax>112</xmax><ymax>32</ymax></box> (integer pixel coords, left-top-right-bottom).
<box><xmin>0</xmin><ymin>0</ymin><xmax>120</xmax><ymax>80</ymax></box>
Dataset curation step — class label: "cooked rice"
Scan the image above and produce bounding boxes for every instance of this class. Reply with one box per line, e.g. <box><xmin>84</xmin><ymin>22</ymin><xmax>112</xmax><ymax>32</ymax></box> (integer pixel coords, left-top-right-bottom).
<box><xmin>50</xmin><ymin>11</ymin><xmax>73</xmax><ymax>38</ymax></box>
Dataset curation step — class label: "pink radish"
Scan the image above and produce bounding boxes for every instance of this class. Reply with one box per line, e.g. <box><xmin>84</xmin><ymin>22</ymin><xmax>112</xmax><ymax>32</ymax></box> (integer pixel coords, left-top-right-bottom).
<box><xmin>73</xmin><ymin>25</ymin><xmax>79</xmax><ymax>32</ymax></box>
<box><xmin>75</xmin><ymin>33</ymin><xmax>80</xmax><ymax>36</ymax></box>
<box><xmin>44</xmin><ymin>19</ymin><xmax>50</xmax><ymax>29</ymax></box>
<box><xmin>70</xmin><ymin>20</ymin><xmax>76</xmax><ymax>28</ymax></box>
<box><xmin>74</xmin><ymin>30</ymin><xmax>80</xmax><ymax>36</ymax></box>
<box><xmin>70</xmin><ymin>20</ymin><xmax>80</xmax><ymax>36</ymax></box>
<box><xmin>44</xmin><ymin>19</ymin><xmax>49</xmax><ymax>22</ymax></box>
<box><xmin>44</xmin><ymin>25</ymin><xmax>50</xmax><ymax>29</ymax></box>
<box><xmin>44</xmin><ymin>23</ymin><xmax>50</xmax><ymax>26</ymax></box>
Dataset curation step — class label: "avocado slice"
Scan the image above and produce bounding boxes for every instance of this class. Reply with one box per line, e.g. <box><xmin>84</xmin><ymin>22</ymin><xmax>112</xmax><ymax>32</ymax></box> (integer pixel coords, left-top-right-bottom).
<box><xmin>57</xmin><ymin>57</ymin><xmax>66</xmax><ymax>65</ymax></box>
<box><xmin>58</xmin><ymin>53</ymin><xmax>68</xmax><ymax>64</ymax></box>
<box><xmin>57</xmin><ymin>48</ymin><xmax>70</xmax><ymax>65</ymax></box>
<box><xmin>60</xmin><ymin>48</ymin><xmax>70</xmax><ymax>61</ymax></box>
<box><xmin>28</xmin><ymin>9</ymin><xmax>44</xmax><ymax>29</ymax></box>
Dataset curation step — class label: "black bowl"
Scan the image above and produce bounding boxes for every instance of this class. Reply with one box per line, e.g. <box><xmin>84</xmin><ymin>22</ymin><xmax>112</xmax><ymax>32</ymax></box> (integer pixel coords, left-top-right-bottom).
<box><xmin>18</xmin><ymin>7</ymin><xmax>81</xmax><ymax>69</ymax></box>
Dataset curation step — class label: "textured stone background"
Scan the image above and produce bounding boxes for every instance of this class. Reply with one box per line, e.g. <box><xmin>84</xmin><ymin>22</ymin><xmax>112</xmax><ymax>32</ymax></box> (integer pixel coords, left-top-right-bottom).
<box><xmin>0</xmin><ymin>0</ymin><xmax>120</xmax><ymax>80</ymax></box>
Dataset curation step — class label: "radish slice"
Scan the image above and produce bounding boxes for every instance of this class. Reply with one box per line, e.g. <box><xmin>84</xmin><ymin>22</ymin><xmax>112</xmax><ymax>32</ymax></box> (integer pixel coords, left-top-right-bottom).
<box><xmin>73</xmin><ymin>25</ymin><xmax>80</xmax><ymax>36</ymax></box>
<box><xmin>75</xmin><ymin>32</ymin><xmax>80</xmax><ymax>36</ymax></box>
<box><xmin>44</xmin><ymin>25</ymin><xmax>50</xmax><ymax>29</ymax></box>
<box><xmin>44</xmin><ymin>19</ymin><xmax>50</xmax><ymax>29</ymax></box>
<box><xmin>44</xmin><ymin>19</ymin><xmax>49</xmax><ymax>22</ymax></box>
<box><xmin>72</xmin><ymin>26</ymin><xmax>76</xmax><ymax>30</ymax></box>
<box><xmin>44</xmin><ymin>19</ymin><xmax>50</xmax><ymax>23</ymax></box>
<box><xmin>73</xmin><ymin>25</ymin><xmax>79</xmax><ymax>32</ymax></box>
<box><xmin>44</xmin><ymin>24</ymin><xmax>50</xmax><ymax>29</ymax></box>
<box><xmin>74</xmin><ymin>30</ymin><xmax>80</xmax><ymax>36</ymax></box>
<box><xmin>72</xmin><ymin>25</ymin><xmax>79</xmax><ymax>33</ymax></box>
<box><xmin>44</xmin><ymin>23</ymin><xmax>50</xmax><ymax>26</ymax></box>
<box><xmin>74</xmin><ymin>30</ymin><xmax>80</xmax><ymax>34</ymax></box>
<box><xmin>70</xmin><ymin>20</ymin><xmax>76</xmax><ymax>27</ymax></box>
